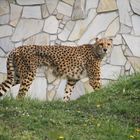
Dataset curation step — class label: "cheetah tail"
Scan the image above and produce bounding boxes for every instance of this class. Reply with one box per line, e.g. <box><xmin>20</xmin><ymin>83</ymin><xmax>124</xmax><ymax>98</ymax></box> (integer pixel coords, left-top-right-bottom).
<box><xmin>0</xmin><ymin>54</ymin><xmax>15</xmax><ymax>97</ymax></box>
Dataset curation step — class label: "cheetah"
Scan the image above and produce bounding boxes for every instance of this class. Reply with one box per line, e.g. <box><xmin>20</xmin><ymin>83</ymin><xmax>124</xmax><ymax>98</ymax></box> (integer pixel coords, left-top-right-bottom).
<box><xmin>0</xmin><ymin>38</ymin><xmax>112</xmax><ymax>101</ymax></box>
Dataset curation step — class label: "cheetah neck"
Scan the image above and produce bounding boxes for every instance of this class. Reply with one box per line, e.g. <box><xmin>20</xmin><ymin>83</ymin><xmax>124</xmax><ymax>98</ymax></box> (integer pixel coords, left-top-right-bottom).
<box><xmin>92</xmin><ymin>44</ymin><xmax>103</xmax><ymax>60</ymax></box>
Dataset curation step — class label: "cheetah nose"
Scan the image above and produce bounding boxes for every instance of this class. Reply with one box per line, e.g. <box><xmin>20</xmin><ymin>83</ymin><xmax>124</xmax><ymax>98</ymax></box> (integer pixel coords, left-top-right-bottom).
<box><xmin>103</xmin><ymin>48</ymin><xmax>107</xmax><ymax>52</ymax></box>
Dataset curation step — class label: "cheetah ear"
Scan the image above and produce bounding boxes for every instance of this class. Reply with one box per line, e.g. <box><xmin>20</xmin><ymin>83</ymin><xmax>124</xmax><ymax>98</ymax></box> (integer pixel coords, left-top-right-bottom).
<box><xmin>109</xmin><ymin>38</ymin><xmax>113</xmax><ymax>42</ymax></box>
<box><xmin>95</xmin><ymin>37</ymin><xmax>99</xmax><ymax>41</ymax></box>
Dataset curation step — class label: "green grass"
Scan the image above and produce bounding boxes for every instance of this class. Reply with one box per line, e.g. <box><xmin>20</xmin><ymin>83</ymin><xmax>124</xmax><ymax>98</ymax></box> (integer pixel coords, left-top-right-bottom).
<box><xmin>0</xmin><ymin>73</ymin><xmax>140</xmax><ymax>140</ymax></box>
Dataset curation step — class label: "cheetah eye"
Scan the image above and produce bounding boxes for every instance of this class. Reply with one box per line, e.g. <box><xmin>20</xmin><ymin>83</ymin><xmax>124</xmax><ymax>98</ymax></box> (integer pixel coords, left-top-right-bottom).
<box><xmin>100</xmin><ymin>43</ymin><xmax>103</xmax><ymax>46</ymax></box>
<box><xmin>107</xmin><ymin>43</ymin><xmax>111</xmax><ymax>46</ymax></box>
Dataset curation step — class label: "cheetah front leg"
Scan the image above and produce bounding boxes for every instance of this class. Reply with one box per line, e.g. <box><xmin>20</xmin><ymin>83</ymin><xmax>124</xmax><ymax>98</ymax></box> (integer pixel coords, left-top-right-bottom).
<box><xmin>89</xmin><ymin>75</ymin><xmax>101</xmax><ymax>90</ymax></box>
<box><xmin>63</xmin><ymin>80</ymin><xmax>77</xmax><ymax>102</ymax></box>
<box><xmin>87</xmin><ymin>62</ymin><xmax>101</xmax><ymax>91</ymax></box>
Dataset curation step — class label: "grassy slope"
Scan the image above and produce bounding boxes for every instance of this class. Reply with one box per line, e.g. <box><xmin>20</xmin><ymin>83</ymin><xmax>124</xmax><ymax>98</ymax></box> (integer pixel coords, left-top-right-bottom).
<box><xmin>0</xmin><ymin>74</ymin><xmax>140</xmax><ymax>140</ymax></box>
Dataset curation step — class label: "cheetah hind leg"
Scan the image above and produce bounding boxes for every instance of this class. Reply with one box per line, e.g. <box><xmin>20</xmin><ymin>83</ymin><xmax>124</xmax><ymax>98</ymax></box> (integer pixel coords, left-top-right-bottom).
<box><xmin>16</xmin><ymin>72</ymin><xmax>36</xmax><ymax>99</ymax></box>
<box><xmin>63</xmin><ymin>80</ymin><xmax>77</xmax><ymax>102</ymax></box>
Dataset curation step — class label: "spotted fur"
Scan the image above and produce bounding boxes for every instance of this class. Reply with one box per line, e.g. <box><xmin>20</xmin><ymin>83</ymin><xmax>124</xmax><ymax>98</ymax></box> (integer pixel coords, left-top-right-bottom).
<box><xmin>0</xmin><ymin>38</ymin><xmax>112</xmax><ymax>101</ymax></box>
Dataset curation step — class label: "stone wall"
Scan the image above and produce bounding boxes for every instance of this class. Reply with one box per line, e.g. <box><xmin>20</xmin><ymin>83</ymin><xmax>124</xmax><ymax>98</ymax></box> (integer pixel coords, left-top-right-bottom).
<box><xmin>0</xmin><ymin>0</ymin><xmax>140</xmax><ymax>100</ymax></box>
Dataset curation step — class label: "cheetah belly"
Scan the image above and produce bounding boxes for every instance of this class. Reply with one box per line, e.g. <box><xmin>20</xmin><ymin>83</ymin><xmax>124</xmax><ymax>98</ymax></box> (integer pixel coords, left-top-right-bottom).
<box><xmin>63</xmin><ymin>67</ymin><xmax>87</xmax><ymax>80</ymax></box>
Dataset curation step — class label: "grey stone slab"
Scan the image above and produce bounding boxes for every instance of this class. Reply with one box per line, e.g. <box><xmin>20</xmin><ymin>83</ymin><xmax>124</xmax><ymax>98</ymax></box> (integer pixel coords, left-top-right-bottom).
<box><xmin>50</xmin><ymin>35</ymin><xmax>57</xmax><ymax>41</ymax></box>
<box><xmin>0</xmin><ymin>37</ymin><xmax>14</xmax><ymax>53</ymax></box>
<box><xmin>71</xmin><ymin>81</ymin><xmax>85</xmax><ymax>100</ymax></box>
<box><xmin>62</xmin><ymin>0</ymin><xmax>74</xmax><ymax>5</ymax></box>
<box><xmin>41</xmin><ymin>4</ymin><xmax>49</xmax><ymax>18</ymax></box>
<box><xmin>61</xmin><ymin>41</ymin><xmax>76</xmax><ymax>46</ymax></box>
<box><xmin>78</xmin><ymin>12</ymin><xmax>118</xmax><ymax>45</ymax></box>
<box><xmin>132</xmin><ymin>15</ymin><xmax>140</xmax><ymax>35</ymax></box>
<box><xmin>11</xmin><ymin>77</ymin><xmax>47</xmax><ymax>100</ymax></box>
<box><xmin>104</xmin><ymin>17</ymin><xmax>119</xmax><ymax>37</ymax></box>
<box><xmin>110</xmin><ymin>45</ymin><xmax>126</xmax><ymax>66</ymax></box>
<box><xmin>0</xmin><ymin>0</ymin><xmax>9</xmax><ymax>16</ymax></box>
<box><xmin>57</xmin><ymin>1</ymin><xmax>73</xmax><ymax>17</ymax></box>
<box><xmin>10</xmin><ymin>4</ymin><xmax>22</xmax><ymax>26</ymax></box>
<box><xmin>127</xmin><ymin>57</ymin><xmax>140</xmax><ymax>72</ymax></box>
<box><xmin>130</xmin><ymin>0</ymin><xmax>140</xmax><ymax>15</ymax></box>
<box><xmin>10</xmin><ymin>85</ymin><xmax>20</xmax><ymax>98</ymax></box>
<box><xmin>12</xmin><ymin>19</ymin><xmax>44</xmax><ymax>42</ymax></box>
<box><xmin>113</xmin><ymin>35</ymin><xmax>122</xmax><ymax>45</ymax></box>
<box><xmin>58</xmin><ymin>21</ymin><xmax>75</xmax><ymax>41</ymax></box>
<box><xmin>125</xmin><ymin>61</ymin><xmax>131</xmax><ymax>71</ymax></box>
<box><xmin>22</xmin><ymin>6</ymin><xmax>42</xmax><ymax>19</ymax></box>
<box><xmin>86</xmin><ymin>0</ymin><xmax>99</xmax><ymax>13</ymax></box>
<box><xmin>120</xmin><ymin>24</ymin><xmax>132</xmax><ymax>34</ymax></box>
<box><xmin>97</xmin><ymin>0</ymin><xmax>117</xmax><ymax>13</ymax></box>
<box><xmin>101</xmin><ymin>64</ymin><xmax>122</xmax><ymax>80</ymax></box>
<box><xmin>44</xmin><ymin>68</ymin><xmax>57</xmax><ymax>84</ymax></box>
<box><xmin>16</xmin><ymin>0</ymin><xmax>45</xmax><ymax>5</ymax></box>
<box><xmin>46</xmin><ymin>0</ymin><xmax>59</xmax><ymax>14</ymax></box>
<box><xmin>72</xmin><ymin>0</ymin><xmax>86</xmax><ymax>20</ymax></box>
<box><xmin>0</xmin><ymin>57</ymin><xmax>7</xmax><ymax>73</ymax></box>
<box><xmin>0</xmin><ymin>48</ymin><xmax>6</xmax><ymax>57</ymax></box>
<box><xmin>124</xmin><ymin>47</ymin><xmax>133</xmax><ymax>57</ymax></box>
<box><xmin>43</xmin><ymin>16</ymin><xmax>59</xmax><ymax>34</ymax></box>
<box><xmin>0</xmin><ymin>25</ymin><xmax>13</xmax><ymax>38</ymax></box>
<box><xmin>69</xmin><ymin>9</ymin><xmax>96</xmax><ymax>41</ymax></box>
<box><xmin>24</xmin><ymin>33</ymin><xmax>49</xmax><ymax>45</ymax></box>
<box><xmin>117</xmin><ymin>0</ymin><xmax>132</xmax><ymax>27</ymax></box>
<box><xmin>56</xmin><ymin>79</ymin><xmax>66</xmax><ymax>100</ymax></box>
<box><xmin>14</xmin><ymin>41</ymin><xmax>22</xmax><ymax>48</ymax></box>
<box><xmin>122</xmin><ymin>34</ymin><xmax>140</xmax><ymax>57</ymax></box>
<box><xmin>0</xmin><ymin>14</ymin><xmax>9</xmax><ymax>24</ymax></box>
<box><xmin>28</xmin><ymin>77</ymin><xmax>47</xmax><ymax>101</ymax></box>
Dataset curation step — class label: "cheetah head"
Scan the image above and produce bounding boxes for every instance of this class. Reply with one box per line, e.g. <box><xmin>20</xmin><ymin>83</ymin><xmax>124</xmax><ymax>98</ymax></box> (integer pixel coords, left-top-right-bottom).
<box><xmin>94</xmin><ymin>38</ymin><xmax>113</xmax><ymax>59</ymax></box>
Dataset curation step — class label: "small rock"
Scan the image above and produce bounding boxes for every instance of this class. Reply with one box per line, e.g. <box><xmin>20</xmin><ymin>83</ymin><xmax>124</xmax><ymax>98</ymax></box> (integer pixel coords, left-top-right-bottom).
<box><xmin>56</xmin><ymin>13</ymin><xmax>64</xmax><ymax>20</ymax></box>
